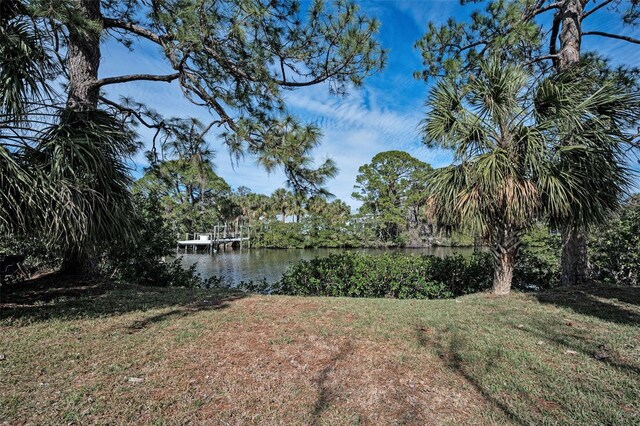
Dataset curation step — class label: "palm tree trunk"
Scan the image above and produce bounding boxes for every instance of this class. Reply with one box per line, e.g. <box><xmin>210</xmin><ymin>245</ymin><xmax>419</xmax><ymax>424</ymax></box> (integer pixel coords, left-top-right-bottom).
<box><xmin>493</xmin><ymin>249</ymin><xmax>515</xmax><ymax>296</ymax></box>
<box><xmin>491</xmin><ymin>228</ymin><xmax>519</xmax><ymax>295</ymax></box>
<box><xmin>560</xmin><ymin>228</ymin><xmax>589</xmax><ymax>286</ymax></box>
<box><xmin>61</xmin><ymin>247</ymin><xmax>97</xmax><ymax>275</ymax></box>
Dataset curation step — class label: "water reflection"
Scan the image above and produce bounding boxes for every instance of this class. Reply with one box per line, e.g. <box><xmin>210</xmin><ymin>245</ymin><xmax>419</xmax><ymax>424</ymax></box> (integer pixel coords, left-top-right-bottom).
<box><xmin>179</xmin><ymin>247</ymin><xmax>479</xmax><ymax>287</ymax></box>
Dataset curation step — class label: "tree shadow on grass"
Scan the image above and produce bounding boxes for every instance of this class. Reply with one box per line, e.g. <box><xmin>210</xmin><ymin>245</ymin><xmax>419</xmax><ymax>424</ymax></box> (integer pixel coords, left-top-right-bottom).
<box><xmin>508</xmin><ymin>320</ymin><xmax>640</xmax><ymax>377</ymax></box>
<box><xmin>415</xmin><ymin>326</ymin><xmax>528</xmax><ymax>425</ymax></box>
<box><xmin>535</xmin><ymin>285</ymin><xmax>640</xmax><ymax>326</ymax></box>
<box><xmin>310</xmin><ymin>342</ymin><xmax>353</xmax><ymax>426</ymax></box>
<box><xmin>414</xmin><ymin>286</ymin><xmax>640</xmax><ymax>425</ymax></box>
<box><xmin>0</xmin><ymin>273</ymin><xmax>246</xmax><ymax>324</ymax></box>
<box><xmin>510</xmin><ymin>286</ymin><xmax>640</xmax><ymax>376</ymax></box>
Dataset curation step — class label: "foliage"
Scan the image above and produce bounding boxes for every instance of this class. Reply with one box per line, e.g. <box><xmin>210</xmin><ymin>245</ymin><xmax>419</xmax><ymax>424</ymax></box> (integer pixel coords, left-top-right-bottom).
<box><xmin>352</xmin><ymin>151</ymin><xmax>433</xmax><ymax>245</ymax></box>
<box><xmin>590</xmin><ymin>195</ymin><xmax>640</xmax><ymax>286</ymax></box>
<box><xmin>0</xmin><ymin>0</ymin><xmax>56</xmax><ymax>120</ymax></box>
<box><xmin>1</xmin><ymin>108</ymin><xmax>139</xmax><ymax>271</ymax></box>
<box><xmin>100</xmin><ymin>0</ymin><xmax>384</xmax><ymax>192</ymax></box>
<box><xmin>251</xmin><ymin>217</ymin><xmax>364</xmax><ymax>249</ymax></box>
<box><xmin>0</xmin><ymin>235</ymin><xmax>60</xmax><ymax>278</ymax></box>
<box><xmin>270</xmin><ymin>252</ymin><xmax>493</xmax><ymax>299</ymax></box>
<box><xmin>2</xmin><ymin>0</ymin><xmax>384</xmax><ymax>271</ymax></box>
<box><xmin>39</xmin><ymin>110</ymin><xmax>139</xmax><ymax>269</ymax></box>
<box><xmin>415</xmin><ymin>0</ymin><xmax>640</xmax><ymax>287</ymax></box>
<box><xmin>134</xmin><ymin>138</ymin><xmax>234</xmax><ymax>233</ymax></box>
<box><xmin>0</xmin><ymin>2</ymin><xmax>139</xmax><ymax>270</ymax></box>
<box><xmin>253</xmin><ymin>220</ymin><xmax>308</xmax><ymax>249</ymax></box>
<box><xmin>514</xmin><ymin>224</ymin><xmax>561</xmax><ymax>290</ymax></box>
<box><xmin>415</xmin><ymin>0</ymin><xmax>640</xmax><ymax>82</ymax></box>
<box><xmin>430</xmin><ymin>230</ymin><xmax>475</xmax><ymax>247</ymax></box>
<box><xmin>101</xmin><ymin>193</ymin><xmax>215</xmax><ymax>288</ymax></box>
<box><xmin>422</xmin><ymin>58</ymin><xmax>639</xmax><ymax>294</ymax></box>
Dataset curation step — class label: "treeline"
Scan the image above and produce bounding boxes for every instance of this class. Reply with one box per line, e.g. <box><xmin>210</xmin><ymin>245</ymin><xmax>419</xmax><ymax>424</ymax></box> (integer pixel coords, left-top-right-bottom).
<box><xmin>134</xmin><ymin>144</ymin><xmax>475</xmax><ymax>248</ymax></box>
<box><xmin>236</xmin><ymin>196</ymin><xmax>640</xmax><ymax>298</ymax></box>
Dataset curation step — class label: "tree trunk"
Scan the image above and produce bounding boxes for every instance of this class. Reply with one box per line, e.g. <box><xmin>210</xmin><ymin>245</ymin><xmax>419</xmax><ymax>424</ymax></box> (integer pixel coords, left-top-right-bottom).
<box><xmin>62</xmin><ymin>0</ymin><xmax>102</xmax><ymax>274</ymax></box>
<box><xmin>557</xmin><ymin>0</ymin><xmax>583</xmax><ymax>70</ymax></box>
<box><xmin>560</xmin><ymin>228</ymin><xmax>589</xmax><ymax>286</ymax></box>
<box><xmin>66</xmin><ymin>0</ymin><xmax>101</xmax><ymax>110</ymax></box>
<box><xmin>61</xmin><ymin>247</ymin><xmax>98</xmax><ymax>275</ymax></box>
<box><xmin>491</xmin><ymin>228</ymin><xmax>519</xmax><ymax>295</ymax></box>
<box><xmin>493</xmin><ymin>249</ymin><xmax>515</xmax><ymax>296</ymax></box>
<box><xmin>555</xmin><ymin>0</ymin><xmax>590</xmax><ymax>285</ymax></box>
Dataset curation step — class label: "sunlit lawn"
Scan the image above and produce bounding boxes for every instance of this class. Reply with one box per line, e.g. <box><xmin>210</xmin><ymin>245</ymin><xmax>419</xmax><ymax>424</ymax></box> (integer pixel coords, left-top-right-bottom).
<box><xmin>1</xmin><ymin>275</ymin><xmax>639</xmax><ymax>425</ymax></box>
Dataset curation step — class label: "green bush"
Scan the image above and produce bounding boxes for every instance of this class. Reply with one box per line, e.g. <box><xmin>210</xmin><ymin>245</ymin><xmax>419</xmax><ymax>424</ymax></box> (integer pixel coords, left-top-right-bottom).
<box><xmin>271</xmin><ymin>252</ymin><xmax>493</xmax><ymax>299</ymax></box>
<box><xmin>101</xmin><ymin>193</ymin><xmax>214</xmax><ymax>288</ymax></box>
<box><xmin>0</xmin><ymin>235</ymin><xmax>61</xmax><ymax>278</ymax></box>
<box><xmin>513</xmin><ymin>225</ymin><xmax>561</xmax><ymax>290</ymax></box>
<box><xmin>590</xmin><ymin>196</ymin><xmax>640</xmax><ymax>286</ymax></box>
<box><xmin>0</xmin><ymin>193</ymin><xmax>214</xmax><ymax>288</ymax></box>
<box><xmin>252</xmin><ymin>219</ymin><xmax>366</xmax><ymax>249</ymax></box>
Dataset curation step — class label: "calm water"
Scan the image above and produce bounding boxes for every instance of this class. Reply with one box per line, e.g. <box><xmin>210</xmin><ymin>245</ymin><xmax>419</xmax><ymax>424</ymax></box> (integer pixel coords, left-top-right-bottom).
<box><xmin>179</xmin><ymin>247</ymin><xmax>477</xmax><ymax>287</ymax></box>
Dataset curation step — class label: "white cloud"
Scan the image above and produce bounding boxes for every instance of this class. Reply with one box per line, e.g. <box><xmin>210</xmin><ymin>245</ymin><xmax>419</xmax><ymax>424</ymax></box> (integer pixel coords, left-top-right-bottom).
<box><xmin>283</xmin><ymin>83</ymin><xmax>453</xmax><ymax>208</ymax></box>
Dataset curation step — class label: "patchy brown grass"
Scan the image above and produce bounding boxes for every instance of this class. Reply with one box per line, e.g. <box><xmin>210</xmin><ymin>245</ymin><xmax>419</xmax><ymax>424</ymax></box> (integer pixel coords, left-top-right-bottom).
<box><xmin>1</xmin><ymin>276</ymin><xmax>639</xmax><ymax>425</ymax></box>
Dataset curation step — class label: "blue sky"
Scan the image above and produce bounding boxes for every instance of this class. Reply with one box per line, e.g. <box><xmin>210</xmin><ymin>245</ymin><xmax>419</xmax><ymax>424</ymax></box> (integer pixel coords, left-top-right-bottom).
<box><xmin>99</xmin><ymin>0</ymin><xmax>640</xmax><ymax>209</ymax></box>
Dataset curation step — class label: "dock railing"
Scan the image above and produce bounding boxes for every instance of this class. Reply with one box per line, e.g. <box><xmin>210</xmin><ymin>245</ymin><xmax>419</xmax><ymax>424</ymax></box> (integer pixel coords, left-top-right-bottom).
<box><xmin>176</xmin><ymin>224</ymin><xmax>251</xmax><ymax>254</ymax></box>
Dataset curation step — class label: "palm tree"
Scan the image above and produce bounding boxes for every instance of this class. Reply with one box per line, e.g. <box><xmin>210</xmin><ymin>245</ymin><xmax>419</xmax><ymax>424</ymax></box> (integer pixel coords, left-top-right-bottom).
<box><xmin>1</xmin><ymin>2</ymin><xmax>138</xmax><ymax>272</ymax></box>
<box><xmin>290</xmin><ymin>191</ymin><xmax>307</xmax><ymax>223</ymax></box>
<box><xmin>422</xmin><ymin>59</ymin><xmax>637</xmax><ymax>295</ymax></box>
<box><xmin>37</xmin><ymin>110</ymin><xmax>138</xmax><ymax>271</ymax></box>
<box><xmin>246</xmin><ymin>193</ymin><xmax>270</xmax><ymax>223</ymax></box>
<box><xmin>1</xmin><ymin>0</ymin><xmax>56</xmax><ymax>233</ymax></box>
<box><xmin>271</xmin><ymin>188</ymin><xmax>293</xmax><ymax>223</ymax></box>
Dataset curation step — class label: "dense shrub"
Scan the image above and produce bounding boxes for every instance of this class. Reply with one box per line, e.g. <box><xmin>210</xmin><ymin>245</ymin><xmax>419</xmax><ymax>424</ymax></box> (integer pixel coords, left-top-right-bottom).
<box><xmin>0</xmin><ymin>235</ymin><xmax>61</xmax><ymax>278</ymax></box>
<box><xmin>513</xmin><ymin>225</ymin><xmax>561</xmax><ymax>290</ymax></box>
<box><xmin>0</xmin><ymin>194</ymin><xmax>212</xmax><ymax>288</ymax></box>
<box><xmin>102</xmin><ymin>193</ymin><xmax>215</xmax><ymax>288</ymax></box>
<box><xmin>252</xmin><ymin>219</ymin><xmax>367</xmax><ymax>249</ymax></box>
<box><xmin>270</xmin><ymin>252</ymin><xmax>493</xmax><ymax>299</ymax></box>
<box><xmin>590</xmin><ymin>196</ymin><xmax>640</xmax><ymax>286</ymax></box>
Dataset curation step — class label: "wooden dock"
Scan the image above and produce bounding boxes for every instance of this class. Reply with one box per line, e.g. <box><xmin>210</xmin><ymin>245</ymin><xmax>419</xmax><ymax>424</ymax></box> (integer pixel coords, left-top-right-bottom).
<box><xmin>176</xmin><ymin>224</ymin><xmax>250</xmax><ymax>254</ymax></box>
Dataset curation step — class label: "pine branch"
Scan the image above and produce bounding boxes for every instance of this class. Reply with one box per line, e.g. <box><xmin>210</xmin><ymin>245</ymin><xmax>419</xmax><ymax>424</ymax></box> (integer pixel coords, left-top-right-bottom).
<box><xmin>102</xmin><ymin>17</ymin><xmax>172</xmax><ymax>45</ymax></box>
<box><xmin>582</xmin><ymin>31</ymin><xmax>640</xmax><ymax>44</ymax></box>
<box><xmin>181</xmin><ymin>71</ymin><xmax>239</xmax><ymax>132</ymax></box>
<box><xmin>528</xmin><ymin>1</ymin><xmax>564</xmax><ymax>18</ymax></box>
<box><xmin>99</xmin><ymin>96</ymin><xmax>163</xmax><ymax>130</ymax></box>
<box><xmin>526</xmin><ymin>54</ymin><xmax>560</xmax><ymax>65</ymax></box>
<box><xmin>96</xmin><ymin>73</ymin><xmax>180</xmax><ymax>87</ymax></box>
<box><xmin>582</xmin><ymin>0</ymin><xmax>615</xmax><ymax>19</ymax></box>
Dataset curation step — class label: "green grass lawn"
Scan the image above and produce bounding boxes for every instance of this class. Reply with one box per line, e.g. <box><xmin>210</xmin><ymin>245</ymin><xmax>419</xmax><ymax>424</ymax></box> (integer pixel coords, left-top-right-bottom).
<box><xmin>1</xmin><ymin>275</ymin><xmax>639</xmax><ymax>425</ymax></box>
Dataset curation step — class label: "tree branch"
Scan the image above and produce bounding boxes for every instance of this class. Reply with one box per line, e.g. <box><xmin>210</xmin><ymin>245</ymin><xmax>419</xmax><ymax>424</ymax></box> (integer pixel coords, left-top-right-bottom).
<box><xmin>96</xmin><ymin>73</ymin><xmax>180</xmax><ymax>87</ymax></box>
<box><xmin>181</xmin><ymin>72</ymin><xmax>239</xmax><ymax>132</ymax></box>
<box><xmin>102</xmin><ymin>17</ymin><xmax>172</xmax><ymax>45</ymax></box>
<box><xmin>549</xmin><ymin>12</ymin><xmax>561</xmax><ymax>67</ymax></box>
<box><xmin>582</xmin><ymin>0</ymin><xmax>615</xmax><ymax>20</ymax></box>
<box><xmin>528</xmin><ymin>1</ymin><xmax>563</xmax><ymax>18</ymax></box>
<box><xmin>526</xmin><ymin>53</ymin><xmax>560</xmax><ymax>65</ymax></box>
<box><xmin>99</xmin><ymin>96</ymin><xmax>163</xmax><ymax>130</ymax></box>
<box><xmin>582</xmin><ymin>31</ymin><xmax>640</xmax><ymax>44</ymax></box>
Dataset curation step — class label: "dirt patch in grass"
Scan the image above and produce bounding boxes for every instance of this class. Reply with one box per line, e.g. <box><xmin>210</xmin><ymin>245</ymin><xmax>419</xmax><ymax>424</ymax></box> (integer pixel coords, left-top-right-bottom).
<box><xmin>1</xmin><ymin>276</ymin><xmax>639</xmax><ymax>424</ymax></box>
<box><xmin>170</xmin><ymin>315</ymin><xmax>483</xmax><ymax>424</ymax></box>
